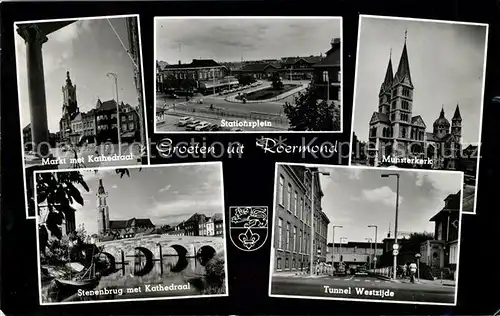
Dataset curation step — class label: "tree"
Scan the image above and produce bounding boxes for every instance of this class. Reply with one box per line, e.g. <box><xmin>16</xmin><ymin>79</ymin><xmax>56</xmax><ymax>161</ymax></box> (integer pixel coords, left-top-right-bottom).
<box><xmin>283</xmin><ymin>86</ymin><xmax>341</xmax><ymax>131</ymax></box>
<box><xmin>271</xmin><ymin>73</ymin><xmax>284</xmax><ymax>90</ymax></box>
<box><xmin>237</xmin><ymin>74</ymin><xmax>256</xmax><ymax>86</ymax></box>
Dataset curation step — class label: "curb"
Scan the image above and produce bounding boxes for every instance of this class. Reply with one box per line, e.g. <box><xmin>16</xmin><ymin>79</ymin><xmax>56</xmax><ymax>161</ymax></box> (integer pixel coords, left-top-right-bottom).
<box><xmin>368</xmin><ymin>272</ymin><xmax>394</xmax><ymax>282</ymax></box>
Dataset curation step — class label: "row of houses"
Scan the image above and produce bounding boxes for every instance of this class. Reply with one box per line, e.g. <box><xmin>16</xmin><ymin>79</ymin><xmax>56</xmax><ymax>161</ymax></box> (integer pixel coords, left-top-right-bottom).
<box><xmin>156</xmin><ymin>38</ymin><xmax>341</xmax><ymax>101</ymax></box>
<box><xmin>165</xmin><ymin>213</ymin><xmax>224</xmax><ymax>237</ymax></box>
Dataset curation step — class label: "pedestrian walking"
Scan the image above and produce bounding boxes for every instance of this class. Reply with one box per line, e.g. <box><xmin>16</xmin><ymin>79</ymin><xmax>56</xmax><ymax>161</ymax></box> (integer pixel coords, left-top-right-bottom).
<box><xmin>409</xmin><ymin>261</ymin><xmax>417</xmax><ymax>283</ymax></box>
<box><xmin>402</xmin><ymin>264</ymin><xmax>407</xmax><ymax>279</ymax></box>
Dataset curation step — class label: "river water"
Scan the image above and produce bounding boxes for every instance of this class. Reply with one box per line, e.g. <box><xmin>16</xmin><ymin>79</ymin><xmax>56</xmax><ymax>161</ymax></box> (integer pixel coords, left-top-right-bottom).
<box><xmin>41</xmin><ymin>254</ymin><xmax>225</xmax><ymax>303</ymax></box>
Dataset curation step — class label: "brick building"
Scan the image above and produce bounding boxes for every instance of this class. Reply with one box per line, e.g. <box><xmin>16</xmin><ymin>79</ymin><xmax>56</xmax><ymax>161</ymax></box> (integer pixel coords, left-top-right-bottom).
<box><xmin>272</xmin><ymin>164</ymin><xmax>330</xmax><ymax>272</ymax></box>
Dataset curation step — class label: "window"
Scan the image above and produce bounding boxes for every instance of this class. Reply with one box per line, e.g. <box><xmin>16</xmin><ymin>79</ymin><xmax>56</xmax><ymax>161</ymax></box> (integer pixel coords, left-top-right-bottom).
<box><xmin>286</xmin><ymin>222</ymin><xmax>291</xmax><ymax>250</ymax></box>
<box><xmin>128</xmin><ymin>123</ymin><xmax>134</xmax><ymax>130</ymax></box>
<box><xmin>392</xmin><ymin>101</ymin><xmax>396</xmax><ymax>109</ymax></box>
<box><xmin>278</xmin><ymin>218</ymin><xmax>283</xmax><ymax>249</ymax></box>
<box><xmin>293</xmin><ymin>226</ymin><xmax>297</xmax><ymax>252</ymax></box>
<box><xmin>370</xmin><ymin>127</ymin><xmax>377</xmax><ymax>137</ymax></box>
<box><xmin>293</xmin><ymin>191</ymin><xmax>298</xmax><ymax>216</ymax></box>
<box><xmin>285</xmin><ymin>258</ymin><xmax>289</xmax><ymax>270</ymax></box>
<box><xmin>401</xmin><ymin>127</ymin><xmax>407</xmax><ymax>138</ymax></box>
<box><xmin>300</xmin><ymin>198</ymin><xmax>304</xmax><ymax>220</ymax></box>
<box><xmin>287</xmin><ymin>184</ymin><xmax>292</xmax><ymax>212</ymax></box>
<box><xmin>391</xmin><ymin>113</ymin><xmax>396</xmax><ymax>121</ymax></box>
<box><xmin>299</xmin><ymin>230</ymin><xmax>303</xmax><ymax>253</ymax></box>
<box><xmin>403</xmin><ymin>87</ymin><xmax>410</xmax><ymax>97</ymax></box>
<box><xmin>278</xmin><ymin>175</ymin><xmax>284</xmax><ymax>206</ymax></box>
<box><xmin>292</xmin><ymin>259</ymin><xmax>296</xmax><ymax>270</ymax></box>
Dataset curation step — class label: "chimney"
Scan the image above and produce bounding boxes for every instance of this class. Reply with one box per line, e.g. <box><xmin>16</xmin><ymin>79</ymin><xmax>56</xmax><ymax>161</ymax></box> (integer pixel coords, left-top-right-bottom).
<box><xmin>178</xmin><ymin>60</ymin><xmax>181</xmax><ymax>65</ymax></box>
<box><xmin>331</xmin><ymin>38</ymin><xmax>341</xmax><ymax>47</ymax></box>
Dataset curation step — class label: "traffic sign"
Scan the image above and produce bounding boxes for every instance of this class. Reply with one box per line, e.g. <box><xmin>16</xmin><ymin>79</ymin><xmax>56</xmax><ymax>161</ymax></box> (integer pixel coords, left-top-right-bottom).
<box><xmin>373</xmin><ymin>257</ymin><xmax>377</xmax><ymax>261</ymax></box>
<box><xmin>415</xmin><ymin>253</ymin><xmax>421</xmax><ymax>258</ymax></box>
<box><xmin>393</xmin><ymin>244</ymin><xmax>399</xmax><ymax>250</ymax></box>
<box><xmin>393</xmin><ymin>249</ymin><xmax>399</xmax><ymax>256</ymax></box>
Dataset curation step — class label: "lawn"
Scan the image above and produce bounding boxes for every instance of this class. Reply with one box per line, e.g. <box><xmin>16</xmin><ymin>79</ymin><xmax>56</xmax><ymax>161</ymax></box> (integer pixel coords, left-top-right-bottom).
<box><xmin>238</xmin><ymin>84</ymin><xmax>299</xmax><ymax>101</ymax></box>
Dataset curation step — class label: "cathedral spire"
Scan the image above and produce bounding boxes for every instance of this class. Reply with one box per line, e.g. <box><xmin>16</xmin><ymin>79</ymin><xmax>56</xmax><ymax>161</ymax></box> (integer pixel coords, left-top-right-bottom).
<box><xmin>453</xmin><ymin>103</ymin><xmax>462</xmax><ymax>120</ymax></box>
<box><xmin>393</xmin><ymin>31</ymin><xmax>413</xmax><ymax>88</ymax></box>
<box><xmin>66</xmin><ymin>70</ymin><xmax>72</xmax><ymax>86</ymax></box>
<box><xmin>440</xmin><ymin>105</ymin><xmax>445</xmax><ymax>118</ymax></box>
<box><xmin>379</xmin><ymin>49</ymin><xmax>394</xmax><ymax>95</ymax></box>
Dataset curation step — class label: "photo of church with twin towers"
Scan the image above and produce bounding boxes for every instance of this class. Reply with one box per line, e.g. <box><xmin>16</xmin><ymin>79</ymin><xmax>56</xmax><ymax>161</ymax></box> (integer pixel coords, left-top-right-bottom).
<box><xmin>351</xmin><ymin>16</ymin><xmax>488</xmax><ymax>213</ymax></box>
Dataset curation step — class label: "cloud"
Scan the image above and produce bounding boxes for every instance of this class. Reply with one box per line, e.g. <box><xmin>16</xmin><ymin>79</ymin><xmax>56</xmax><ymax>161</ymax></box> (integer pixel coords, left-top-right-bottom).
<box><xmin>111</xmin><ymin>184</ymin><xmax>118</xmax><ymax>189</ymax></box>
<box><xmin>414</xmin><ymin>172</ymin><xmax>461</xmax><ymax>193</ymax></box>
<box><xmin>361</xmin><ymin>186</ymin><xmax>403</xmax><ymax>206</ymax></box>
<box><xmin>348</xmin><ymin>168</ymin><xmax>363</xmax><ymax>180</ymax></box>
<box><xmin>159</xmin><ymin>184</ymin><xmax>171</xmax><ymax>192</ymax></box>
<box><xmin>148</xmin><ymin>198</ymin><xmax>223</xmax><ymax>223</ymax></box>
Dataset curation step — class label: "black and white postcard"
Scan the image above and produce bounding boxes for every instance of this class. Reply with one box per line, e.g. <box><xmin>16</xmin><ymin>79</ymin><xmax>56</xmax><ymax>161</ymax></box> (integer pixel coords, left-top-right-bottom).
<box><xmin>14</xmin><ymin>15</ymin><xmax>149</xmax><ymax>219</ymax></box>
<box><xmin>155</xmin><ymin>17</ymin><xmax>342</xmax><ymax>133</ymax></box>
<box><xmin>268</xmin><ymin>163</ymin><xmax>463</xmax><ymax>306</ymax></box>
<box><xmin>350</xmin><ymin>15</ymin><xmax>488</xmax><ymax>214</ymax></box>
<box><xmin>33</xmin><ymin>162</ymin><xmax>228</xmax><ymax>305</ymax></box>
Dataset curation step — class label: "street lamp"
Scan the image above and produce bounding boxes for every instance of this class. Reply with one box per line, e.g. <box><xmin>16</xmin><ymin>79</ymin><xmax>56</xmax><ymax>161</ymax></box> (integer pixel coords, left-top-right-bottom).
<box><xmin>415</xmin><ymin>253</ymin><xmax>421</xmax><ymax>282</ymax></box>
<box><xmin>306</xmin><ymin>168</ymin><xmax>330</xmax><ymax>276</ymax></box>
<box><xmin>106</xmin><ymin>72</ymin><xmax>122</xmax><ymax>156</ymax></box>
<box><xmin>368</xmin><ymin>225</ymin><xmax>378</xmax><ymax>270</ymax></box>
<box><xmin>365</xmin><ymin>237</ymin><xmax>373</xmax><ymax>269</ymax></box>
<box><xmin>381</xmin><ymin>173</ymin><xmax>400</xmax><ymax>280</ymax></box>
<box><xmin>331</xmin><ymin>225</ymin><xmax>343</xmax><ymax>266</ymax></box>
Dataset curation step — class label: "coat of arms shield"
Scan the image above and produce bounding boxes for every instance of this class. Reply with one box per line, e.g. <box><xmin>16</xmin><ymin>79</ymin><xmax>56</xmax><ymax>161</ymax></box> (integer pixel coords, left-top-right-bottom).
<box><xmin>229</xmin><ymin>206</ymin><xmax>268</xmax><ymax>252</ymax></box>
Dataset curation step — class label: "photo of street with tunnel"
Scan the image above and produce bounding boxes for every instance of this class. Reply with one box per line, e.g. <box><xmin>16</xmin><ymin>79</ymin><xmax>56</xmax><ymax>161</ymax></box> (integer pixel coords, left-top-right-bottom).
<box><xmin>268</xmin><ymin>163</ymin><xmax>463</xmax><ymax>305</ymax></box>
<box><xmin>33</xmin><ymin>162</ymin><xmax>228</xmax><ymax>305</ymax></box>
<box><xmin>14</xmin><ymin>15</ymin><xmax>149</xmax><ymax>219</ymax></box>
<box><xmin>350</xmin><ymin>15</ymin><xmax>488</xmax><ymax>214</ymax></box>
<box><xmin>155</xmin><ymin>17</ymin><xmax>342</xmax><ymax>133</ymax></box>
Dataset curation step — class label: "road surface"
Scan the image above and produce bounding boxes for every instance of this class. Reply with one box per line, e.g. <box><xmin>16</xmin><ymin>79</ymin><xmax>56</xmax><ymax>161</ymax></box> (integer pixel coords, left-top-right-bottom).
<box><xmin>270</xmin><ymin>274</ymin><xmax>455</xmax><ymax>304</ymax></box>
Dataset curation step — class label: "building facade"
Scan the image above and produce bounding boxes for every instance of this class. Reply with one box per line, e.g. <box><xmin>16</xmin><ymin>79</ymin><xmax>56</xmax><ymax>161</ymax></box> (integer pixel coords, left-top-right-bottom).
<box><xmin>213</xmin><ymin>213</ymin><xmax>224</xmax><ymax>236</ymax></box>
<box><xmin>367</xmin><ymin>34</ymin><xmax>463</xmax><ymax>169</ymax></box>
<box><xmin>420</xmin><ymin>191</ymin><xmax>460</xmax><ymax>278</ymax></box>
<box><xmin>327</xmin><ymin>241</ymin><xmax>384</xmax><ymax>269</ymax></box>
<box><xmin>312</xmin><ymin>38</ymin><xmax>341</xmax><ymax>103</ymax></box>
<box><xmin>273</xmin><ymin>164</ymin><xmax>330</xmax><ymax>272</ymax></box>
<box><xmin>94</xmin><ymin>99</ymin><xmax>140</xmax><ymax>144</ymax></box>
<box><xmin>159</xmin><ymin>59</ymin><xmax>230</xmax><ymax>94</ymax></box>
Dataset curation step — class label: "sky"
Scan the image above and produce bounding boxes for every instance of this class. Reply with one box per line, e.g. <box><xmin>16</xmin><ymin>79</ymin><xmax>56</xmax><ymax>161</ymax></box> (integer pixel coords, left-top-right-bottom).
<box><xmin>352</xmin><ymin>16</ymin><xmax>488</xmax><ymax>144</ymax></box>
<box><xmin>58</xmin><ymin>163</ymin><xmax>223</xmax><ymax>235</ymax></box>
<box><xmin>316</xmin><ymin>166</ymin><xmax>463</xmax><ymax>244</ymax></box>
<box><xmin>155</xmin><ymin>18</ymin><xmax>341</xmax><ymax>63</ymax></box>
<box><xmin>15</xmin><ymin>16</ymin><xmax>141</xmax><ymax>133</ymax></box>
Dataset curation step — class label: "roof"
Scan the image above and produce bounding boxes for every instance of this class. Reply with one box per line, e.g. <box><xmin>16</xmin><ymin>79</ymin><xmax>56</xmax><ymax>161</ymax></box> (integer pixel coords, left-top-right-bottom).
<box><xmin>212</xmin><ymin>213</ymin><xmax>223</xmax><ymax>222</ymax></box>
<box><xmin>282</xmin><ymin>56</ymin><xmax>323</xmax><ymax>65</ymax></box>
<box><xmin>23</xmin><ymin>123</ymin><xmax>31</xmax><ymax>131</ymax></box>
<box><xmin>241</xmin><ymin>63</ymin><xmax>276</xmax><ymax>72</ymax></box>
<box><xmin>411</xmin><ymin>115</ymin><xmax>426</xmax><ymax>128</ymax></box>
<box><xmin>370</xmin><ymin>112</ymin><xmax>390</xmax><ymax>124</ymax></box>
<box><xmin>426</xmin><ymin>132</ymin><xmax>451</xmax><ymax>142</ymax></box>
<box><xmin>109</xmin><ymin>218</ymin><xmax>154</xmax><ymax>230</ymax></box>
<box><xmin>96</xmin><ymin>99</ymin><xmax>118</xmax><ymax>111</ymax></box>
<box><xmin>453</xmin><ymin>104</ymin><xmax>462</xmax><ymax>120</ymax></box>
<box><xmin>328</xmin><ymin>241</ymin><xmax>384</xmax><ymax>248</ymax></box>
<box><xmin>429</xmin><ymin>191</ymin><xmax>461</xmax><ymax>221</ymax></box>
<box><xmin>163</xmin><ymin>59</ymin><xmax>221</xmax><ymax>70</ymax></box>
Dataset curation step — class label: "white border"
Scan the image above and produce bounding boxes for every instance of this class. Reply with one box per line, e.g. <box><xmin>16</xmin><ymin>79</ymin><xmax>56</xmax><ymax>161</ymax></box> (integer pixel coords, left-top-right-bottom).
<box><xmin>228</xmin><ymin>205</ymin><xmax>269</xmax><ymax>252</ymax></box>
<box><xmin>153</xmin><ymin>16</ymin><xmax>344</xmax><ymax>134</ymax></box>
<box><xmin>14</xmin><ymin>14</ymin><xmax>151</xmax><ymax>219</ymax></box>
<box><xmin>33</xmin><ymin>161</ymin><xmax>229</xmax><ymax>305</ymax></box>
<box><xmin>268</xmin><ymin>162</ymin><xmax>464</xmax><ymax>306</ymax></box>
<box><xmin>348</xmin><ymin>14</ymin><xmax>489</xmax><ymax>215</ymax></box>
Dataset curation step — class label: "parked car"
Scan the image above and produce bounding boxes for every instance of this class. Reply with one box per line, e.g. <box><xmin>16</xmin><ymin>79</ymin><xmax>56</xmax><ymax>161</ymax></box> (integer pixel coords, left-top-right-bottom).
<box><xmin>230</xmin><ymin>127</ymin><xmax>243</xmax><ymax>131</ymax></box>
<box><xmin>335</xmin><ymin>264</ymin><xmax>347</xmax><ymax>276</ymax></box>
<box><xmin>185</xmin><ymin>120</ymin><xmax>202</xmax><ymax>130</ymax></box>
<box><xmin>177</xmin><ymin>116</ymin><xmax>194</xmax><ymax>126</ymax></box>
<box><xmin>169</xmin><ymin>93</ymin><xmax>179</xmax><ymax>99</ymax></box>
<box><xmin>208</xmin><ymin>124</ymin><xmax>220</xmax><ymax>131</ymax></box>
<box><xmin>195</xmin><ymin>122</ymin><xmax>211</xmax><ymax>131</ymax></box>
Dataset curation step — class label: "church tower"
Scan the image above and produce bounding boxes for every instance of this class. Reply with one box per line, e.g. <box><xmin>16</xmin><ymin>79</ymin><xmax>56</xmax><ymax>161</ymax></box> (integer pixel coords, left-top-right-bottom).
<box><xmin>433</xmin><ymin>106</ymin><xmax>451</xmax><ymax>140</ymax></box>
<box><xmin>378</xmin><ymin>50</ymin><xmax>393</xmax><ymax>115</ymax></box>
<box><xmin>451</xmin><ymin>104</ymin><xmax>462</xmax><ymax>142</ymax></box>
<box><xmin>97</xmin><ymin>178</ymin><xmax>110</xmax><ymax>235</ymax></box>
<box><xmin>390</xmin><ymin>30</ymin><xmax>414</xmax><ymax>154</ymax></box>
<box><xmin>60</xmin><ymin>71</ymin><xmax>79</xmax><ymax>141</ymax></box>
